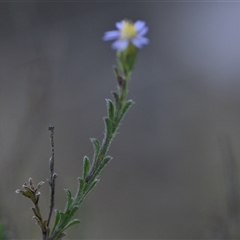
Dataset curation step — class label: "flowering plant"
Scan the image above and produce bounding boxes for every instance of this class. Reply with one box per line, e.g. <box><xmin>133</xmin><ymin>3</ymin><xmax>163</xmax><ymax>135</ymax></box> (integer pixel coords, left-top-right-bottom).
<box><xmin>103</xmin><ymin>19</ymin><xmax>149</xmax><ymax>51</ymax></box>
<box><xmin>16</xmin><ymin>19</ymin><xmax>149</xmax><ymax>240</ymax></box>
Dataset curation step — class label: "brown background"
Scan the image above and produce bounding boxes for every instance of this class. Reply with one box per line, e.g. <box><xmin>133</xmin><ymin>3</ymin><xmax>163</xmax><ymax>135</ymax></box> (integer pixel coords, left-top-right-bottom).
<box><xmin>1</xmin><ymin>2</ymin><xmax>240</xmax><ymax>239</ymax></box>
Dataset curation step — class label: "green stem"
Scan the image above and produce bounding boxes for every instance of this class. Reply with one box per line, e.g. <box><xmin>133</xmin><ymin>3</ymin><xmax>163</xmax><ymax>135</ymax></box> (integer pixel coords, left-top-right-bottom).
<box><xmin>50</xmin><ymin>66</ymin><xmax>133</xmax><ymax>240</ymax></box>
<box><xmin>119</xmin><ymin>72</ymin><xmax>130</xmax><ymax>107</ymax></box>
<box><xmin>90</xmin><ymin>72</ymin><xmax>131</xmax><ymax>180</ymax></box>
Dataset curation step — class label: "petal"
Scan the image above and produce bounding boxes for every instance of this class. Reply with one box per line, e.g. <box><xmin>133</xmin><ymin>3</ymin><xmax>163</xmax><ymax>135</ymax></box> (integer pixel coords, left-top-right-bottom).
<box><xmin>141</xmin><ymin>37</ymin><xmax>149</xmax><ymax>44</ymax></box>
<box><xmin>103</xmin><ymin>30</ymin><xmax>120</xmax><ymax>41</ymax></box>
<box><xmin>112</xmin><ymin>39</ymin><xmax>129</xmax><ymax>51</ymax></box>
<box><xmin>138</xmin><ymin>26</ymin><xmax>149</xmax><ymax>36</ymax></box>
<box><xmin>132</xmin><ymin>36</ymin><xmax>149</xmax><ymax>48</ymax></box>
<box><xmin>116</xmin><ymin>21</ymin><xmax>124</xmax><ymax>30</ymax></box>
<box><xmin>134</xmin><ymin>20</ymin><xmax>146</xmax><ymax>31</ymax></box>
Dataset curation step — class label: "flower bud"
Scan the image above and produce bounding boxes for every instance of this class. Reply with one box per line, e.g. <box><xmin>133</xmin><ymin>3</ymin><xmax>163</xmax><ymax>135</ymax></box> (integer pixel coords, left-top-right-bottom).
<box><xmin>117</xmin><ymin>43</ymin><xmax>138</xmax><ymax>74</ymax></box>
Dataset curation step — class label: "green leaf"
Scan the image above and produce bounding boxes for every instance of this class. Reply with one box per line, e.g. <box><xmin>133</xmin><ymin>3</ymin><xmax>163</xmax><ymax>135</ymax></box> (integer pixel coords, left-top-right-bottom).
<box><xmin>104</xmin><ymin>117</ymin><xmax>113</xmax><ymax>139</ymax></box>
<box><xmin>112</xmin><ymin>92</ymin><xmax>120</xmax><ymax>110</ymax></box>
<box><xmin>74</xmin><ymin>178</ymin><xmax>85</xmax><ymax>203</ymax></box>
<box><xmin>55</xmin><ymin>231</ymin><xmax>66</xmax><ymax>240</ymax></box>
<box><xmin>51</xmin><ymin>210</ymin><xmax>63</xmax><ymax>234</ymax></box>
<box><xmin>98</xmin><ymin>156</ymin><xmax>112</xmax><ymax>175</ymax></box>
<box><xmin>118</xmin><ymin>100</ymin><xmax>133</xmax><ymax>122</ymax></box>
<box><xmin>66</xmin><ymin>205</ymin><xmax>79</xmax><ymax>219</ymax></box>
<box><xmin>83</xmin><ymin>179</ymin><xmax>99</xmax><ymax>197</ymax></box>
<box><xmin>63</xmin><ymin>189</ymin><xmax>73</xmax><ymax>212</ymax></box>
<box><xmin>62</xmin><ymin>219</ymin><xmax>81</xmax><ymax>232</ymax></box>
<box><xmin>122</xmin><ymin>100</ymin><xmax>133</xmax><ymax>115</ymax></box>
<box><xmin>106</xmin><ymin>99</ymin><xmax>115</xmax><ymax>120</ymax></box>
<box><xmin>53</xmin><ymin>205</ymin><xmax>79</xmax><ymax>237</ymax></box>
<box><xmin>90</xmin><ymin>138</ymin><xmax>100</xmax><ymax>160</ymax></box>
<box><xmin>103</xmin><ymin>155</ymin><xmax>112</xmax><ymax>165</ymax></box>
<box><xmin>79</xmin><ymin>178</ymin><xmax>85</xmax><ymax>194</ymax></box>
<box><xmin>65</xmin><ymin>189</ymin><xmax>72</xmax><ymax>199</ymax></box>
<box><xmin>91</xmin><ymin>138</ymin><xmax>100</xmax><ymax>152</ymax></box>
<box><xmin>82</xmin><ymin>156</ymin><xmax>90</xmax><ymax>179</ymax></box>
<box><xmin>90</xmin><ymin>156</ymin><xmax>112</xmax><ymax>182</ymax></box>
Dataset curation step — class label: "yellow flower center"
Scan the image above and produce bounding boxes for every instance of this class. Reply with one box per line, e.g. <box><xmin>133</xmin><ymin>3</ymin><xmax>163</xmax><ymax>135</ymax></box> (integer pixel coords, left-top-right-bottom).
<box><xmin>120</xmin><ymin>21</ymin><xmax>137</xmax><ymax>40</ymax></box>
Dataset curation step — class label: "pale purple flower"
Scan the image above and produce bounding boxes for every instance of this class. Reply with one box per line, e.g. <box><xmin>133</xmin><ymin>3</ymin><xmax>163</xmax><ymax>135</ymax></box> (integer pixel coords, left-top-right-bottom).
<box><xmin>103</xmin><ymin>20</ymin><xmax>149</xmax><ymax>51</ymax></box>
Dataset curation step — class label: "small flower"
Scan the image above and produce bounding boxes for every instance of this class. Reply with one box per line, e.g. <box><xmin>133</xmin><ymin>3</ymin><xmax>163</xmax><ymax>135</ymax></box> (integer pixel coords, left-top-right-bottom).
<box><xmin>103</xmin><ymin>19</ymin><xmax>149</xmax><ymax>51</ymax></box>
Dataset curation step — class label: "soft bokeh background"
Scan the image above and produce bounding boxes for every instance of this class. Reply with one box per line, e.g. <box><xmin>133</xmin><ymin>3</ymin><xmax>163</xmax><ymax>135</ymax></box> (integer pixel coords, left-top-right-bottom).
<box><xmin>1</xmin><ymin>1</ymin><xmax>240</xmax><ymax>239</ymax></box>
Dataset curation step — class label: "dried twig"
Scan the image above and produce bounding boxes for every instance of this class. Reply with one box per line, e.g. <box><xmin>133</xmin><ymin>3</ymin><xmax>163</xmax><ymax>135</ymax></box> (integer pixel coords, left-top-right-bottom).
<box><xmin>47</xmin><ymin>126</ymin><xmax>57</xmax><ymax>228</ymax></box>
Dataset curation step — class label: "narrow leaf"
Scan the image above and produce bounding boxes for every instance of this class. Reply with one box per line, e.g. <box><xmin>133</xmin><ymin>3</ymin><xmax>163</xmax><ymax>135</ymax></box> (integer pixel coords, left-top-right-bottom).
<box><xmin>54</xmin><ymin>206</ymin><xmax>79</xmax><ymax>236</ymax></box>
<box><xmin>65</xmin><ymin>205</ymin><xmax>79</xmax><ymax>219</ymax></box>
<box><xmin>63</xmin><ymin>189</ymin><xmax>73</xmax><ymax>212</ymax></box>
<box><xmin>65</xmin><ymin>189</ymin><xmax>72</xmax><ymax>202</ymax></box>
<box><xmin>51</xmin><ymin>210</ymin><xmax>62</xmax><ymax>234</ymax></box>
<box><xmin>96</xmin><ymin>156</ymin><xmax>112</xmax><ymax>176</ymax></box>
<box><xmin>102</xmin><ymin>155</ymin><xmax>112</xmax><ymax>165</ymax></box>
<box><xmin>104</xmin><ymin>117</ymin><xmax>113</xmax><ymax>139</ymax></box>
<box><xmin>88</xmin><ymin>156</ymin><xmax>112</xmax><ymax>185</ymax></box>
<box><xmin>79</xmin><ymin>178</ymin><xmax>85</xmax><ymax>194</ymax></box>
<box><xmin>62</xmin><ymin>219</ymin><xmax>81</xmax><ymax>232</ymax></box>
<box><xmin>74</xmin><ymin>178</ymin><xmax>85</xmax><ymax>202</ymax></box>
<box><xmin>112</xmin><ymin>92</ymin><xmax>120</xmax><ymax>110</ymax></box>
<box><xmin>91</xmin><ymin>138</ymin><xmax>100</xmax><ymax>153</ymax></box>
<box><xmin>118</xmin><ymin>100</ymin><xmax>133</xmax><ymax>122</ymax></box>
<box><xmin>56</xmin><ymin>232</ymin><xmax>66</xmax><ymax>239</ymax></box>
<box><xmin>90</xmin><ymin>138</ymin><xmax>100</xmax><ymax>160</ymax></box>
<box><xmin>122</xmin><ymin>100</ymin><xmax>133</xmax><ymax>115</ymax></box>
<box><xmin>82</xmin><ymin>156</ymin><xmax>90</xmax><ymax>179</ymax></box>
<box><xmin>83</xmin><ymin>179</ymin><xmax>99</xmax><ymax>197</ymax></box>
<box><xmin>106</xmin><ymin>99</ymin><xmax>115</xmax><ymax>120</ymax></box>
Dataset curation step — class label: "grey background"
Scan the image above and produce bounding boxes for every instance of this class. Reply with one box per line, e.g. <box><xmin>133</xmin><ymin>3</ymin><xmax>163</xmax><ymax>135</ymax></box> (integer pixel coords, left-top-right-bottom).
<box><xmin>1</xmin><ymin>2</ymin><xmax>240</xmax><ymax>239</ymax></box>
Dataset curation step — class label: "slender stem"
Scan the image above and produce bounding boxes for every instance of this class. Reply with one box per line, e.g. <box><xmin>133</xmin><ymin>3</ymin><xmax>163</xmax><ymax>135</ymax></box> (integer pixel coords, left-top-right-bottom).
<box><xmin>47</xmin><ymin>126</ymin><xmax>57</xmax><ymax>228</ymax></box>
<box><xmin>32</xmin><ymin>201</ymin><xmax>48</xmax><ymax>240</ymax></box>
<box><xmin>88</xmin><ymin>72</ymin><xmax>131</xmax><ymax>181</ymax></box>
<box><xmin>49</xmin><ymin>63</ymin><xmax>133</xmax><ymax>239</ymax></box>
<box><xmin>119</xmin><ymin>73</ymin><xmax>130</xmax><ymax>107</ymax></box>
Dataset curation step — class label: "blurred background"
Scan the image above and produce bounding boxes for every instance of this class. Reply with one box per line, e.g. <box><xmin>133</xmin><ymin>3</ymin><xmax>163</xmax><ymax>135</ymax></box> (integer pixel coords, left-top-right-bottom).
<box><xmin>1</xmin><ymin>1</ymin><xmax>240</xmax><ymax>239</ymax></box>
